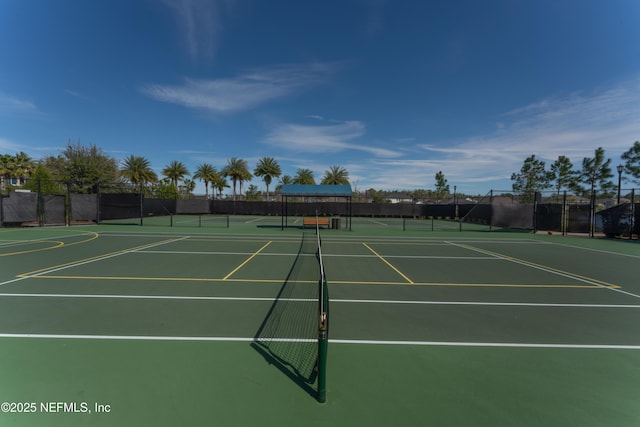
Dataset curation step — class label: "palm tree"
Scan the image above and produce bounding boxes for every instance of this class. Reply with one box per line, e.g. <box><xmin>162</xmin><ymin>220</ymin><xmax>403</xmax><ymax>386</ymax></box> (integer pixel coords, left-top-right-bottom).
<box><xmin>221</xmin><ymin>157</ymin><xmax>251</xmax><ymax>200</ymax></box>
<box><xmin>275</xmin><ymin>174</ymin><xmax>293</xmax><ymax>193</ymax></box>
<box><xmin>253</xmin><ymin>157</ymin><xmax>281</xmax><ymax>201</ymax></box>
<box><xmin>181</xmin><ymin>178</ymin><xmax>196</xmax><ymax>198</ymax></box>
<box><xmin>13</xmin><ymin>152</ymin><xmax>34</xmax><ymax>186</ymax></box>
<box><xmin>321</xmin><ymin>165</ymin><xmax>349</xmax><ymax>185</ymax></box>
<box><xmin>293</xmin><ymin>168</ymin><xmax>315</xmax><ymax>185</ymax></box>
<box><xmin>162</xmin><ymin>160</ymin><xmax>190</xmax><ymax>190</ymax></box>
<box><xmin>193</xmin><ymin>163</ymin><xmax>219</xmax><ymax>199</ymax></box>
<box><xmin>239</xmin><ymin>168</ymin><xmax>252</xmax><ymax>197</ymax></box>
<box><xmin>120</xmin><ymin>155</ymin><xmax>158</xmax><ymax>188</ymax></box>
<box><xmin>0</xmin><ymin>154</ymin><xmax>15</xmax><ymax>190</ymax></box>
<box><xmin>212</xmin><ymin>174</ymin><xmax>229</xmax><ymax>199</ymax></box>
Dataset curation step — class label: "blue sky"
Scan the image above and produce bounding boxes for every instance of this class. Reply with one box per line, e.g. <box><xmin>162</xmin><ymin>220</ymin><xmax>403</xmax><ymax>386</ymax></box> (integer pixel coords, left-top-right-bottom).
<box><xmin>1</xmin><ymin>0</ymin><xmax>639</xmax><ymax>195</ymax></box>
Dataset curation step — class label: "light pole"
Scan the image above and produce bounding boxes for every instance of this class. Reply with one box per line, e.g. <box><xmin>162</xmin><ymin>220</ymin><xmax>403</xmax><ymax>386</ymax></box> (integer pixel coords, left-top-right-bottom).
<box><xmin>617</xmin><ymin>164</ymin><xmax>624</xmax><ymax>204</ymax></box>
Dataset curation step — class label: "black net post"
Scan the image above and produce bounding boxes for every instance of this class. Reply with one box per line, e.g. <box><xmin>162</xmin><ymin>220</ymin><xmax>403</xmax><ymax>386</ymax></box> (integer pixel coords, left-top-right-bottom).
<box><xmin>316</xmin><ymin>211</ymin><xmax>328</xmax><ymax>403</ymax></box>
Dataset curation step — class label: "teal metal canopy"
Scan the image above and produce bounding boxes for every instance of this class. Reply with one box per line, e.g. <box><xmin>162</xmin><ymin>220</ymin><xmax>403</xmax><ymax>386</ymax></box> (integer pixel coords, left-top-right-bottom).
<box><xmin>280</xmin><ymin>184</ymin><xmax>352</xmax><ymax>197</ymax></box>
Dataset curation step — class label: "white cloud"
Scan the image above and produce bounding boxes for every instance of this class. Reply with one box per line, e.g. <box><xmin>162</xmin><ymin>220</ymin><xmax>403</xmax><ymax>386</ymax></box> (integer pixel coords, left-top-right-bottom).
<box><xmin>330</xmin><ymin>77</ymin><xmax>640</xmax><ymax>193</ymax></box>
<box><xmin>162</xmin><ymin>0</ymin><xmax>236</xmax><ymax>62</ymax></box>
<box><xmin>0</xmin><ymin>137</ymin><xmax>59</xmax><ymax>157</ymax></box>
<box><xmin>64</xmin><ymin>89</ymin><xmax>89</xmax><ymax>100</ymax></box>
<box><xmin>0</xmin><ymin>92</ymin><xmax>39</xmax><ymax>116</ymax></box>
<box><xmin>304</xmin><ymin>114</ymin><xmax>325</xmax><ymax>121</ymax></box>
<box><xmin>0</xmin><ymin>138</ymin><xmax>22</xmax><ymax>152</ymax></box>
<box><xmin>407</xmin><ymin>78</ymin><xmax>640</xmax><ymax>192</ymax></box>
<box><xmin>263</xmin><ymin>120</ymin><xmax>402</xmax><ymax>158</ymax></box>
<box><xmin>141</xmin><ymin>63</ymin><xmax>337</xmax><ymax>113</ymax></box>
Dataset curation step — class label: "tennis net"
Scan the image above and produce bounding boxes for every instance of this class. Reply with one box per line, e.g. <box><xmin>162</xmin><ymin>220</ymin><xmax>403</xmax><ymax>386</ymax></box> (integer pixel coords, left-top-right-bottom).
<box><xmin>253</xmin><ymin>212</ymin><xmax>329</xmax><ymax>402</ymax></box>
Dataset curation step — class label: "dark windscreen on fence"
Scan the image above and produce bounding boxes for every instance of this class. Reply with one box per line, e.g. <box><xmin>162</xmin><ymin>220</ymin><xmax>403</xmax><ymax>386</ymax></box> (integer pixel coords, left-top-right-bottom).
<box><xmin>99</xmin><ymin>193</ymin><xmax>141</xmax><ymax>221</ymax></box>
<box><xmin>42</xmin><ymin>195</ymin><xmax>65</xmax><ymax>225</ymax></box>
<box><xmin>176</xmin><ymin>199</ymin><xmax>210</xmax><ymax>214</ymax></box>
<box><xmin>598</xmin><ymin>203</ymin><xmax>638</xmax><ymax>237</ymax></box>
<box><xmin>70</xmin><ymin>193</ymin><xmax>98</xmax><ymax>223</ymax></box>
<box><xmin>2</xmin><ymin>192</ymin><xmax>38</xmax><ymax>223</ymax></box>
<box><xmin>2</xmin><ymin>180</ymin><xmax>638</xmax><ymax>239</ymax></box>
<box><xmin>491</xmin><ymin>203</ymin><xmax>533</xmax><ymax>229</ymax></box>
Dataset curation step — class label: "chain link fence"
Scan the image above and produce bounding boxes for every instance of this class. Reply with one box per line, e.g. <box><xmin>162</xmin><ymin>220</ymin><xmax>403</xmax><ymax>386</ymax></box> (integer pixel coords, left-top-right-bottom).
<box><xmin>1</xmin><ymin>180</ymin><xmax>638</xmax><ymax>238</ymax></box>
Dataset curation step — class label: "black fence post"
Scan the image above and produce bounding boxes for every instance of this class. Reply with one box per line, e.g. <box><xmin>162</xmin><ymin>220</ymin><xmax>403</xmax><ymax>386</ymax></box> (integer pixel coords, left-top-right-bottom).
<box><xmin>489</xmin><ymin>189</ymin><xmax>493</xmax><ymax>232</ymax></box>
<box><xmin>96</xmin><ymin>182</ymin><xmax>101</xmax><ymax>225</ymax></box>
<box><xmin>589</xmin><ymin>189</ymin><xmax>595</xmax><ymax>238</ymax></box>
<box><xmin>37</xmin><ymin>178</ymin><xmax>44</xmax><ymax>227</ymax></box>
<box><xmin>66</xmin><ymin>182</ymin><xmax>71</xmax><ymax>226</ymax></box>
<box><xmin>631</xmin><ymin>189</ymin><xmax>636</xmax><ymax>240</ymax></box>
<box><xmin>562</xmin><ymin>191</ymin><xmax>567</xmax><ymax>236</ymax></box>
<box><xmin>139</xmin><ymin>185</ymin><xmax>144</xmax><ymax>226</ymax></box>
<box><xmin>533</xmin><ymin>192</ymin><xmax>539</xmax><ymax>233</ymax></box>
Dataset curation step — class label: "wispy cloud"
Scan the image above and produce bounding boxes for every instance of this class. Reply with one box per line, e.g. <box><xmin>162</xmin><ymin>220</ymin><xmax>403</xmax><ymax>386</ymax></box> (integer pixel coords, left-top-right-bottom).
<box><xmin>0</xmin><ymin>92</ymin><xmax>40</xmax><ymax>117</ymax></box>
<box><xmin>263</xmin><ymin>119</ymin><xmax>402</xmax><ymax>158</ymax></box>
<box><xmin>162</xmin><ymin>0</ymin><xmax>235</xmax><ymax>62</ymax></box>
<box><xmin>335</xmin><ymin>77</ymin><xmax>640</xmax><ymax>192</ymax></box>
<box><xmin>0</xmin><ymin>137</ymin><xmax>59</xmax><ymax>157</ymax></box>
<box><xmin>361</xmin><ymin>0</ymin><xmax>386</xmax><ymax>38</ymax></box>
<box><xmin>141</xmin><ymin>62</ymin><xmax>337</xmax><ymax>113</ymax></box>
<box><xmin>0</xmin><ymin>137</ymin><xmax>23</xmax><ymax>153</ymax></box>
<box><xmin>410</xmin><ymin>78</ymin><xmax>640</xmax><ymax>190</ymax></box>
<box><xmin>64</xmin><ymin>89</ymin><xmax>89</xmax><ymax>100</ymax></box>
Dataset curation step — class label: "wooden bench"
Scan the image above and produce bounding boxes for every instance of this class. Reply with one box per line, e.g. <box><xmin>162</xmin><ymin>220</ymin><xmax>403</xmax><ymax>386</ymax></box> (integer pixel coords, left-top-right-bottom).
<box><xmin>303</xmin><ymin>217</ymin><xmax>330</xmax><ymax>228</ymax></box>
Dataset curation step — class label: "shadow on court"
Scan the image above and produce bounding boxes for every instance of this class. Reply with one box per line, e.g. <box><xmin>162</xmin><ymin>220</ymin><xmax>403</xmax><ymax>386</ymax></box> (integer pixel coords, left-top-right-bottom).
<box><xmin>251</xmin><ymin>231</ymin><xmax>321</xmax><ymax>400</ymax></box>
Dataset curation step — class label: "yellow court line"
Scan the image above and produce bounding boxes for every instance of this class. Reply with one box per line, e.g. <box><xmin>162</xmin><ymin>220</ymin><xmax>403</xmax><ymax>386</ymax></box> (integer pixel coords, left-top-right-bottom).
<box><xmin>361</xmin><ymin>241</ymin><xmax>451</xmax><ymax>246</ymax></box>
<box><xmin>223</xmin><ymin>241</ymin><xmax>272</xmax><ymax>280</ymax></box>
<box><xmin>61</xmin><ymin>231</ymin><xmax>100</xmax><ymax>247</ymax></box>
<box><xmin>450</xmin><ymin>242</ymin><xmax>621</xmax><ymax>289</ymax></box>
<box><xmin>362</xmin><ymin>243</ymin><xmax>414</xmax><ymax>284</ymax></box>
<box><xmin>17</xmin><ymin>237</ymin><xmax>180</xmax><ymax>277</ymax></box>
<box><xmin>21</xmin><ymin>274</ymin><xmax>615</xmax><ymax>289</ymax></box>
<box><xmin>0</xmin><ymin>240</ymin><xmax>64</xmax><ymax>255</ymax></box>
<box><xmin>22</xmin><ymin>275</ymin><xmax>315</xmax><ymax>284</ymax></box>
<box><xmin>0</xmin><ymin>232</ymin><xmax>99</xmax><ymax>257</ymax></box>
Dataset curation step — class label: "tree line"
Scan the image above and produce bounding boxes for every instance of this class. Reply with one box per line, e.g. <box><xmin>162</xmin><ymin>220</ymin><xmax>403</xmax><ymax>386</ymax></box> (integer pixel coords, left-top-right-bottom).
<box><xmin>511</xmin><ymin>142</ymin><xmax>640</xmax><ymax>202</ymax></box>
<box><xmin>2</xmin><ymin>140</ymin><xmax>639</xmax><ymax>202</ymax></box>
<box><xmin>0</xmin><ymin>140</ymin><xmax>350</xmax><ymax>200</ymax></box>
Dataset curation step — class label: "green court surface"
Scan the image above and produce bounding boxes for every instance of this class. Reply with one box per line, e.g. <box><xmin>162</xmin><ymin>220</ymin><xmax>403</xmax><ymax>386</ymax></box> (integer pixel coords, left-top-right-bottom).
<box><xmin>1</xmin><ymin>219</ymin><xmax>639</xmax><ymax>426</ymax></box>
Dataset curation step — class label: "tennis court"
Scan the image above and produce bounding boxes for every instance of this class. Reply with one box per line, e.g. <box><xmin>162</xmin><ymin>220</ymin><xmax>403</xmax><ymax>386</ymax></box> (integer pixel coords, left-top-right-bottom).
<box><xmin>1</xmin><ymin>220</ymin><xmax>639</xmax><ymax>426</ymax></box>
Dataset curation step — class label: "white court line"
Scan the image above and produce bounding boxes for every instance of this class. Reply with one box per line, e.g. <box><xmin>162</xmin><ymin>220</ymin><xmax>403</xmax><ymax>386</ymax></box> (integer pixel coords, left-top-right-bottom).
<box><xmin>137</xmin><ymin>249</ymin><xmax>496</xmax><ymax>260</ymax></box>
<box><xmin>0</xmin><ymin>293</ymin><xmax>639</xmax><ymax>309</ymax></box>
<box><xmin>540</xmin><ymin>240</ymin><xmax>640</xmax><ymax>259</ymax></box>
<box><xmin>0</xmin><ymin>232</ymin><xmax>95</xmax><ymax>247</ymax></box>
<box><xmin>329</xmin><ymin>339</ymin><xmax>640</xmax><ymax>350</ymax></box>
<box><xmin>0</xmin><ymin>293</ymin><xmax>315</xmax><ymax>302</ymax></box>
<box><xmin>244</xmin><ymin>217</ymin><xmax>266</xmax><ymax>223</ymax></box>
<box><xmin>0</xmin><ymin>237</ymin><xmax>189</xmax><ymax>287</ymax></box>
<box><xmin>366</xmin><ymin>219</ymin><xmax>389</xmax><ymax>226</ymax></box>
<box><xmin>446</xmin><ymin>240</ymin><xmax>640</xmax><ymax>299</ymax></box>
<box><xmin>0</xmin><ymin>333</ymin><xmax>638</xmax><ymax>349</ymax></box>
